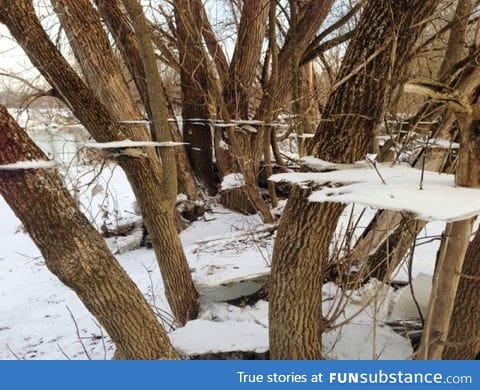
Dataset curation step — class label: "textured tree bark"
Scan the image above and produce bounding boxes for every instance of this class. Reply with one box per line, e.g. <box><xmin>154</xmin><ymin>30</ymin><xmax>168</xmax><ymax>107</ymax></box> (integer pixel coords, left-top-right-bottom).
<box><xmin>347</xmin><ymin>0</ymin><xmax>475</xmax><ymax>282</ymax></box>
<box><xmin>173</xmin><ymin>0</ymin><xmax>216</xmax><ymax>194</ymax></box>
<box><xmin>444</xmin><ymin>226</ymin><xmax>480</xmax><ymax>359</ymax></box>
<box><xmin>270</xmin><ymin>186</ymin><xmax>343</xmax><ymax>359</ymax></box>
<box><xmin>418</xmin><ymin>218</ymin><xmax>474</xmax><ymax>359</ymax></box>
<box><xmin>269</xmin><ymin>0</ymin><xmax>439</xmax><ymax>359</ymax></box>
<box><xmin>123</xmin><ymin>0</ymin><xmax>199</xmax><ymax>323</ymax></box>
<box><xmin>95</xmin><ymin>0</ymin><xmax>199</xmax><ymax>201</ymax></box>
<box><xmin>437</xmin><ymin>0</ymin><xmax>474</xmax><ymax>80</ymax></box>
<box><xmin>217</xmin><ymin>0</ymin><xmax>273</xmax><ymax>221</ymax></box>
<box><xmin>444</xmin><ymin>70</ymin><xmax>480</xmax><ymax>361</ymax></box>
<box><xmin>418</xmin><ymin>99</ymin><xmax>480</xmax><ymax>359</ymax></box>
<box><xmin>224</xmin><ymin>0</ymin><xmax>333</xmax><ymax>222</ymax></box>
<box><xmin>255</xmin><ymin>0</ymin><xmax>334</xmax><ymax>120</ymax></box>
<box><xmin>263</xmin><ymin>0</ymin><xmax>280</xmax><ymax>208</ymax></box>
<box><xmin>0</xmin><ymin>105</ymin><xmax>178</xmax><ymax>359</ymax></box>
<box><xmin>1</xmin><ymin>0</ymin><xmax>198</xmax><ymax>325</ymax></box>
<box><xmin>198</xmin><ymin>3</ymin><xmax>229</xmax><ymax>86</ymax></box>
<box><xmin>223</xmin><ymin>0</ymin><xmax>269</xmax><ymax>119</ymax></box>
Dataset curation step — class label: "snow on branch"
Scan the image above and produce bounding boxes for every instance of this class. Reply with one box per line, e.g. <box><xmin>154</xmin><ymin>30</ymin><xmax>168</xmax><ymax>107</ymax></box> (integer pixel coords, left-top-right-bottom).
<box><xmin>270</xmin><ymin>163</ymin><xmax>480</xmax><ymax>222</ymax></box>
<box><xmin>117</xmin><ymin>120</ymin><xmax>151</xmax><ymax>128</ymax></box>
<box><xmin>301</xmin><ymin>156</ymin><xmax>370</xmax><ymax>172</ymax></box>
<box><xmin>213</xmin><ymin>123</ymin><xmax>236</xmax><ymax>128</ymax></box>
<box><xmin>231</xmin><ymin>119</ymin><xmax>264</xmax><ymax>125</ymax></box>
<box><xmin>221</xmin><ymin>173</ymin><xmax>245</xmax><ymax>191</ymax></box>
<box><xmin>236</xmin><ymin>125</ymin><xmax>257</xmax><ymax>134</ymax></box>
<box><xmin>0</xmin><ymin>160</ymin><xmax>57</xmax><ymax>171</ymax></box>
<box><xmin>424</xmin><ymin>138</ymin><xmax>460</xmax><ymax>149</ymax></box>
<box><xmin>84</xmin><ymin>139</ymin><xmax>187</xmax><ymax>149</ymax></box>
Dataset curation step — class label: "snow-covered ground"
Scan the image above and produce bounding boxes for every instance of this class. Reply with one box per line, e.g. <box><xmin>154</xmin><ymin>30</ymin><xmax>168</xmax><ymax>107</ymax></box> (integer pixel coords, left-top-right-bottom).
<box><xmin>0</xmin><ymin>161</ymin><xmax>443</xmax><ymax>360</ymax></box>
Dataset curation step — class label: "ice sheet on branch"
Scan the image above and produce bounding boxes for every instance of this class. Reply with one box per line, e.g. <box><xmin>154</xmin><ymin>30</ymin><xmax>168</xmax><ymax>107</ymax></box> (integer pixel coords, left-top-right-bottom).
<box><xmin>0</xmin><ymin>160</ymin><xmax>57</xmax><ymax>170</ymax></box>
<box><xmin>270</xmin><ymin>162</ymin><xmax>480</xmax><ymax>221</ymax></box>
<box><xmin>84</xmin><ymin>139</ymin><xmax>187</xmax><ymax>148</ymax></box>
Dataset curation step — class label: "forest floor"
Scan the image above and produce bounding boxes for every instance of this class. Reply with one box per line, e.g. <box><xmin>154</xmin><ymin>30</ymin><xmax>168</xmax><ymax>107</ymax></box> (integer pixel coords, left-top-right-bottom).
<box><xmin>0</xmin><ymin>162</ymin><xmax>444</xmax><ymax>360</ymax></box>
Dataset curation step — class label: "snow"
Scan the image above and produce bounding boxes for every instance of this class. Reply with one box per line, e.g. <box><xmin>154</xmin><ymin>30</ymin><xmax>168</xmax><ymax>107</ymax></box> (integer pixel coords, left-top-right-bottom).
<box><xmin>322</xmin><ymin>280</ymin><xmax>413</xmax><ymax>360</ymax></box>
<box><xmin>84</xmin><ymin>139</ymin><xmax>187</xmax><ymax>149</ymax></box>
<box><xmin>220</xmin><ymin>173</ymin><xmax>245</xmax><ymax>191</ymax></box>
<box><xmin>0</xmin><ymin>160</ymin><xmax>57</xmax><ymax>170</ymax></box>
<box><xmin>0</xmin><ymin>166</ymin><xmax>273</xmax><ymax>359</ymax></box>
<box><xmin>199</xmin><ymin>300</ymin><xmax>269</xmax><ymax>328</ymax></box>
<box><xmin>117</xmin><ymin>120</ymin><xmax>151</xmax><ymax>126</ymax></box>
<box><xmin>174</xmin><ymin>278</ymin><xmax>414</xmax><ymax>359</ymax></box>
<box><xmin>389</xmin><ymin>273</ymin><xmax>432</xmax><ymax>321</ymax></box>
<box><xmin>170</xmin><ymin>319</ymin><xmax>268</xmax><ymax>355</ymax></box>
<box><xmin>237</xmin><ymin>125</ymin><xmax>257</xmax><ymax>134</ymax></box>
<box><xmin>194</xmin><ymin>272</ymin><xmax>269</xmax><ymax>302</ymax></box>
<box><xmin>426</xmin><ymin>138</ymin><xmax>460</xmax><ymax>149</ymax></box>
<box><xmin>0</xmin><ymin>151</ymin><xmax>442</xmax><ymax>360</ymax></box>
<box><xmin>219</xmin><ymin>140</ymin><xmax>229</xmax><ymax>150</ymax></box>
<box><xmin>301</xmin><ymin>156</ymin><xmax>369</xmax><ymax>171</ymax></box>
<box><xmin>231</xmin><ymin>120</ymin><xmax>264</xmax><ymax>125</ymax></box>
<box><xmin>213</xmin><ymin>123</ymin><xmax>236</xmax><ymax>128</ymax></box>
<box><xmin>289</xmin><ymin>133</ymin><xmax>315</xmax><ymax>139</ymax></box>
<box><xmin>271</xmin><ymin>163</ymin><xmax>480</xmax><ymax>222</ymax></box>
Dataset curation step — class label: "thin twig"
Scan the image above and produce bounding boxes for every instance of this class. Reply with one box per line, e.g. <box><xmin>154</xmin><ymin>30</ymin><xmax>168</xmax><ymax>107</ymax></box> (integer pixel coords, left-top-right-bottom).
<box><xmin>66</xmin><ymin>306</ymin><xmax>92</xmax><ymax>360</ymax></box>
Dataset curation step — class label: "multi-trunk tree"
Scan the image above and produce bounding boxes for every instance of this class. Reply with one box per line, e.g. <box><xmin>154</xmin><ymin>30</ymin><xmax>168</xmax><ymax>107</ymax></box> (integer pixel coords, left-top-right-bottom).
<box><xmin>0</xmin><ymin>105</ymin><xmax>178</xmax><ymax>359</ymax></box>
<box><xmin>0</xmin><ymin>0</ymin><xmax>198</xmax><ymax>325</ymax></box>
<box><xmin>269</xmin><ymin>0</ymin><xmax>439</xmax><ymax>359</ymax></box>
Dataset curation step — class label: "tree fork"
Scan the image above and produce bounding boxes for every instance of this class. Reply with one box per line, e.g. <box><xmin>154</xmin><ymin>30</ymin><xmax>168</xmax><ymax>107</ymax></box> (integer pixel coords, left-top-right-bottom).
<box><xmin>269</xmin><ymin>0</ymin><xmax>439</xmax><ymax>359</ymax></box>
<box><xmin>0</xmin><ymin>105</ymin><xmax>178</xmax><ymax>359</ymax></box>
<box><xmin>1</xmin><ymin>0</ymin><xmax>198</xmax><ymax>325</ymax></box>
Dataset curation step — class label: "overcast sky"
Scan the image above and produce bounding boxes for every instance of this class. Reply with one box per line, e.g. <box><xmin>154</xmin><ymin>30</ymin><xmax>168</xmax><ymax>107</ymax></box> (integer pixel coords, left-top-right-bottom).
<box><xmin>0</xmin><ymin>0</ymin><xmax>230</xmax><ymax>91</ymax></box>
<box><xmin>0</xmin><ymin>25</ymin><xmax>41</xmax><ymax>89</ymax></box>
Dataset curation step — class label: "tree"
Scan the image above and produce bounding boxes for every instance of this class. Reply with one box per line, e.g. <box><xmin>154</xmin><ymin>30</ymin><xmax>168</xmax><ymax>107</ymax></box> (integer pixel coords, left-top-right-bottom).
<box><xmin>345</xmin><ymin>0</ymin><xmax>476</xmax><ymax>285</ymax></box>
<box><xmin>94</xmin><ymin>0</ymin><xmax>199</xmax><ymax>202</ymax></box>
<box><xmin>404</xmin><ymin>79</ymin><xmax>480</xmax><ymax>360</ymax></box>
<box><xmin>445</xmin><ymin>225</ymin><xmax>480</xmax><ymax>359</ymax></box>
<box><xmin>0</xmin><ymin>0</ymin><xmax>198</xmax><ymax>325</ymax></box>
<box><xmin>0</xmin><ymin>105</ymin><xmax>178</xmax><ymax>359</ymax></box>
<box><xmin>269</xmin><ymin>0</ymin><xmax>439</xmax><ymax>359</ymax></box>
<box><xmin>173</xmin><ymin>0</ymin><xmax>217</xmax><ymax>193</ymax></box>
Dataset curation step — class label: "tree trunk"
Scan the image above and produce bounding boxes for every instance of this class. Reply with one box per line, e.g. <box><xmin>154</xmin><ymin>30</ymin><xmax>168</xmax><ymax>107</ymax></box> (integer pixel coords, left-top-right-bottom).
<box><xmin>256</xmin><ymin>0</ymin><xmax>334</xmax><ymax>120</ymax></box>
<box><xmin>223</xmin><ymin>0</ymin><xmax>269</xmax><ymax>119</ymax></box>
<box><xmin>444</xmin><ymin>226</ymin><xmax>480</xmax><ymax>359</ymax></box>
<box><xmin>270</xmin><ymin>186</ymin><xmax>343</xmax><ymax>359</ymax></box>
<box><xmin>269</xmin><ymin>0</ymin><xmax>439</xmax><ymax>359</ymax></box>
<box><xmin>95</xmin><ymin>0</ymin><xmax>199</xmax><ymax>201</ymax></box>
<box><xmin>437</xmin><ymin>0</ymin><xmax>474</xmax><ymax>80</ymax></box>
<box><xmin>218</xmin><ymin>0</ymin><xmax>273</xmax><ymax>220</ymax></box>
<box><xmin>123</xmin><ymin>0</ymin><xmax>199</xmax><ymax>322</ymax></box>
<box><xmin>418</xmin><ymin>218</ymin><xmax>474</xmax><ymax>359</ymax></box>
<box><xmin>341</xmin><ymin>0</ymin><xmax>475</xmax><ymax>284</ymax></box>
<box><xmin>418</xmin><ymin>96</ymin><xmax>480</xmax><ymax>359</ymax></box>
<box><xmin>1</xmin><ymin>0</ymin><xmax>198</xmax><ymax>325</ymax></box>
<box><xmin>225</xmin><ymin>0</ymin><xmax>334</xmax><ymax>222</ymax></box>
<box><xmin>173</xmin><ymin>0</ymin><xmax>216</xmax><ymax>193</ymax></box>
<box><xmin>0</xmin><ymin>105</ymin><xmax>178</xmax><ymax>360</ymax></box>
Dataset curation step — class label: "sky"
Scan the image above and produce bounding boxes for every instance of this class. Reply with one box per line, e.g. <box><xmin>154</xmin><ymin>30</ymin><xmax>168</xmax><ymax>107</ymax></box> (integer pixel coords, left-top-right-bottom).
<box><xmin>0</xmin><ymin>0</ymin><xmax>349</xmax><ymax>92</ymax></box>
<box><xmin>0</xmin><ymin>25</ymin><xmax>40</xmax><ymax>89</ymax></box>
<box><xmin>0</xmin><ymin>0</ymin><xmax>227</xmax><ymax>91</ymax></box>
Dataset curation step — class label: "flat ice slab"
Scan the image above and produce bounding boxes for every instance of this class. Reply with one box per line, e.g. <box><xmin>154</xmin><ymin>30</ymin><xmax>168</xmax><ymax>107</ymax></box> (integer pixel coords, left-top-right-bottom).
<box><xmin>271</xmin><ymin>163</ymin><xmax>480</xmax><ymax>222</ymax></box>
<box><xmin>169</xmin><ymin>319</ymin><xmax>268</xmax><ymax>355</ymax></box>
<box><xmin>84</xmin><ymin>139</ymin><xmax>186</xmax><ymax>148</ymax></box>
<box><xmin>0</xmin><ymin>160</ymin><xmax>57</xmax><ymax>170</ymax></box>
